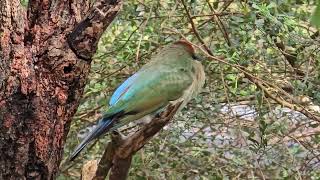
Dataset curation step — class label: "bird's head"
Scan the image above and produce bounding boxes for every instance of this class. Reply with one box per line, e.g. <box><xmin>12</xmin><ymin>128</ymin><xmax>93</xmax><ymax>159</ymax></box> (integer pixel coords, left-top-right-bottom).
<box><xmin>173</xmin><ymin>40</ymin><xmax>202</xmax><ymax>61</ymax></box>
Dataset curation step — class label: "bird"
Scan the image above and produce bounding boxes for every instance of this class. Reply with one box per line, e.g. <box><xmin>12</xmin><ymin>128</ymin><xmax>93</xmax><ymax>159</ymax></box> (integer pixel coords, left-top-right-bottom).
<box><xmin>69</xmin><ymin>40</ymin><xmax>205</xmax><ymax>161</ymax></box>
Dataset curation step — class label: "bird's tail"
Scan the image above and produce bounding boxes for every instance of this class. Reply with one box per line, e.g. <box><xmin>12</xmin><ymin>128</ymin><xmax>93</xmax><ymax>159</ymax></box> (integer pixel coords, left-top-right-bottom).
<box><xmin>69</xmin><ymin>117</ymin><xmax>114</xmax><ymax>161</ymax></box>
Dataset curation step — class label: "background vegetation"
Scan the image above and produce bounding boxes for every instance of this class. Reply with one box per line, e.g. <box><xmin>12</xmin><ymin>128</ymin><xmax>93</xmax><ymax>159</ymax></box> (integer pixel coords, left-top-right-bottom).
<box><xmin>60</xmin><ymin>0</ymin><xmax>319</xmax><ymax>179</ymax></box>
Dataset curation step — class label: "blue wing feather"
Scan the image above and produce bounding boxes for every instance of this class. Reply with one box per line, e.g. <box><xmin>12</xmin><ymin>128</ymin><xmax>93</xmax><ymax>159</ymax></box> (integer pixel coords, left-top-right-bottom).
<box><xmin>109</xmin><ymin>73</ymin><xmax>139</xmax><ymax>106</ymax></box>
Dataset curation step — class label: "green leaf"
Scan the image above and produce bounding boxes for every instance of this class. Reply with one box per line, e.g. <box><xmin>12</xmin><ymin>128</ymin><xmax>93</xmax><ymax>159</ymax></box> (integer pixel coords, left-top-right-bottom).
<box><xmin>20</xmin><ymin>0</ymin><xmax>28</xmax><ymax>7</ymax></box>
<box><xmin>311</xmin><ymin>3</ymin><xmax>320</xmax><ymax>28</ymax></box>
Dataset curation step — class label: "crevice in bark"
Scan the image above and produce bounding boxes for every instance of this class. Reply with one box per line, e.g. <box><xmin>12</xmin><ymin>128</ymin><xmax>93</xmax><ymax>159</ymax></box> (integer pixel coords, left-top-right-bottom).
<box><xmin>67</xmin><ymin>0</ymin><xmax>123</xmax><ymax>61</ymax></box>
<box><xmin>63</xmin><ymin>64</ymin><xmax>74</xmax><ymax>74</ymax></box>
<box><xmin>25</xmin><ymin>140</ymin><xmax>49</xmax><ymax>179</ymax></box>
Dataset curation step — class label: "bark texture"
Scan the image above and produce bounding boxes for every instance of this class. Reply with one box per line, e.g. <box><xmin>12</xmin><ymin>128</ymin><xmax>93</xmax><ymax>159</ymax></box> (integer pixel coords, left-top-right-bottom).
<box><xmin>0</xmin><ymin>0</ymin><xmax>122</xmax><ymax>179</ymax></box>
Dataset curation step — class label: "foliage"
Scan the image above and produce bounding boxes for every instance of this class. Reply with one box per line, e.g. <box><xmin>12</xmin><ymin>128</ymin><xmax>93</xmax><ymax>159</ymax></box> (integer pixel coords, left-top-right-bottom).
<box><xmin>60</xmin><ymin>0</ymin><xmax>320</xmax><ymax>179</ymax></box>
<box><xmin>20</xmin><ymin>0</ymin><xmax>28</xmax><ymax>7</ymax></box>
<box><xmin>311</xmin><ymin>1</ymin><xmax>320</xmax><ymax>28</ymax></box>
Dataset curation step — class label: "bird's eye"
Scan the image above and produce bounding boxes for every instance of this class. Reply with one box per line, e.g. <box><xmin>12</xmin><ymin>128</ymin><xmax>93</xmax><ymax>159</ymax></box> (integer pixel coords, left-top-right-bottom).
<box><xmin>192</xmin><ymin>54</ymin><xmax>201</xmax><ymax>61</ymax></box>
<box><xmin>192</xmin><ymin>54</ymin><xmax>199</xmax><ymax>60</ymax></box>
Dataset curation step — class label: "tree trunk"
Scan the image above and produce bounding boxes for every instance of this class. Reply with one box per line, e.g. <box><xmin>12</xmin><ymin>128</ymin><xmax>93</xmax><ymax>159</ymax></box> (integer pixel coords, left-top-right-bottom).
<box><xmin>0</xmin><ymin>0</ymin><xmax>122</xmax><ymax>179</ymax></box>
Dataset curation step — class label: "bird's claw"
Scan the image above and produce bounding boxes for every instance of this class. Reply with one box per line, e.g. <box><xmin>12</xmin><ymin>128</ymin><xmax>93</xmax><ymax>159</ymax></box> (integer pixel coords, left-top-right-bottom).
<box><xmin>111</xmin><ymin>129</ymin><xmax>120</xmax><ymax>136</ymax></box>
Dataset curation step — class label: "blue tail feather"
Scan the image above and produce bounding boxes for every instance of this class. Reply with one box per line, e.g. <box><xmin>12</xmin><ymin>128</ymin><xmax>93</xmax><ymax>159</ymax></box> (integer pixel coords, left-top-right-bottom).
<box><xmin>69</xmin><ymin>118</ymin><xmax>114</xmax><ymax>161</ymax></box>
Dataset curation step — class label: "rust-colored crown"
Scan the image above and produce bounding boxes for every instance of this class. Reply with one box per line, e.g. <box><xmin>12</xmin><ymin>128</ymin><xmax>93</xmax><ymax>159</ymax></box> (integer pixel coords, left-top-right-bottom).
<box><xmin>173</xmin><ymin>40</ymin><xmax>195</xmax><ymax>55</ymax></box>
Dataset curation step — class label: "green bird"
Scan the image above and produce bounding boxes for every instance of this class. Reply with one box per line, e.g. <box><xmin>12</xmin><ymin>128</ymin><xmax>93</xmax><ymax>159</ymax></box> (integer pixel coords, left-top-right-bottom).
<box><xmin>70</xmin><ymin>40</ymin><xmax>205</xmax><ymax>160</ymax></box>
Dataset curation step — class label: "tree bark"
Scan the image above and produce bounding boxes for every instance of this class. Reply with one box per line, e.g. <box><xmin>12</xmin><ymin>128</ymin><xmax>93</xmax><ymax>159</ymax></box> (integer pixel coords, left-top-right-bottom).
<box><xmin>0</xmin><ymin>0</ymin><xmax>122</xmax><ymax>179</ymax></box>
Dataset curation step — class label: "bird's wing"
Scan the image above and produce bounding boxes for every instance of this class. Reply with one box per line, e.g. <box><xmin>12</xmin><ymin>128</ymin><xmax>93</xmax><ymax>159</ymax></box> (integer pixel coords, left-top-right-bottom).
<box><xmin>104</xmin><ymin>65</ymin><xmax>193</xmax><ymax>125</ymax></box>
<box><xmin>109</xmin><ymin>60</ymin><xmax>161</xmax><ymax>106</ymax></box>
<box><xmin>69</xmin><ymin>64</ymin><xmax>192</xmax><ymax>161</ymax></box>
<box><xmin>109</xmin><ymin>72</ymin><xmax>140</xmax><ymax>106</ymax></box>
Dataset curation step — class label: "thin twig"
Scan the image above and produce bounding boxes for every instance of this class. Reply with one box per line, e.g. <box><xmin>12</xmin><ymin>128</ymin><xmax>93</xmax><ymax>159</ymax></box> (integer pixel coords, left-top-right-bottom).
<box><xmin>180</xmin><ymin>0</ymin><xmax>213</xmax><ymax>55</ymax></box>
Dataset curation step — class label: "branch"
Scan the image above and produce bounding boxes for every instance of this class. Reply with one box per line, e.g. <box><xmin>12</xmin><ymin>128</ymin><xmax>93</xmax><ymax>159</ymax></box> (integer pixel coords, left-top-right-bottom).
<box><xmin>202</xmin><ymin>49</ymin><xmax>320</xmax><ymax>122</ymax></box>
<box><xmin>67</xmin><ymin>0</ymin><xmax>123</xmax><ymax>61</ymax></box>
<box><xmin>245</xmin><ymin>73</ymin><xmax>320</xmax><ymax>122</ymax></box>
<box><xmin>90</xmin><ymin>102</ymin><xmax>182</xmax><ymax>180</ymax></box>
<box><xmin>272</xmin><ymin>31</ymin><xmax>319</xmax><ymax>77</ymax></box>
<box><xmin>179</xmin><ymin>0</ymin><xmax>213</xmax><ymax>56</ymax></box>
<box><xmin>205</xmin><ymin>0</ymin><xmax>231</xmax><ymax>46</ymax></box>
<box><xmin>170</xmin><ymin>12</ymin><xmax>320</xmax><ymax>123</ymax></box>
<box><xmin>273</xmin><ymin>38</ymin><xmax>305</xmax><ymax>76</ymax></box>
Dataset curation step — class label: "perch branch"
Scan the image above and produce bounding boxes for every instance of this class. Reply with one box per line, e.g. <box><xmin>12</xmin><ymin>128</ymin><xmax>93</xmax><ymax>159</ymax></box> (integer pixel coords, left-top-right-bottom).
<box><xmin>91</xmin><ymin>102</ymin><xmax>182</xmax><ymax>180</ymax></box>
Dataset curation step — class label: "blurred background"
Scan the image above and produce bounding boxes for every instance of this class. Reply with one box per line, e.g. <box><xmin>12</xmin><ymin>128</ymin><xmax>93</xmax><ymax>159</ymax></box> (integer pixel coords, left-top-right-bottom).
<box><xmin>59</xmin><ymin>0</ymin><xmax>320</xmax><ymax>179</ymax></box>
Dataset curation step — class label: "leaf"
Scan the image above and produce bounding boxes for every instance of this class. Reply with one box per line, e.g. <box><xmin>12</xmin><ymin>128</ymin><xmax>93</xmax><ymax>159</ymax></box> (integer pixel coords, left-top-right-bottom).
<box><xmin>311</xmin><ymin>3</ymin><xmax>320</xmax><ymax>28</ymax></box>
